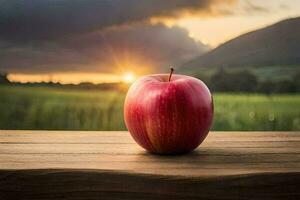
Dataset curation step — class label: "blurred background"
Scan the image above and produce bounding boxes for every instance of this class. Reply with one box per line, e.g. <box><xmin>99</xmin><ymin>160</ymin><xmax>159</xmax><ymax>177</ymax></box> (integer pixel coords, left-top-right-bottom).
<box><xmin>0</xmin><ymin>0</ymin><xmax>299</xmax><ymax>131</ymax></box>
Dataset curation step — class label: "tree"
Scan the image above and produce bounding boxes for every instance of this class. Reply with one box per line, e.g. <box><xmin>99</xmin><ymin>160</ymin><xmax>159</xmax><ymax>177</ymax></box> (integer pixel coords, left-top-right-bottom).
<box><xmin>210</xmin><ymin>69</ymin><xmax>258</xmax><ymax>92</ymax></box>
<box><xmin>257</xmin><ymin>81</ymin><xmax>275</xmax><ymax>94</ymax></box>
<box><xmin>274</xmin><ymin>80</ymin><xmax>297</xmax><ymax>93</ymax></box>
<box><xmin>293</xmin><ymin>71</ymin><xmax>300</xmax><ymax>93</ymax></box>
<box><xmin>0</xmin><ymin>73</ymin><xmax>9</xmax><ymax>84</ymax></box>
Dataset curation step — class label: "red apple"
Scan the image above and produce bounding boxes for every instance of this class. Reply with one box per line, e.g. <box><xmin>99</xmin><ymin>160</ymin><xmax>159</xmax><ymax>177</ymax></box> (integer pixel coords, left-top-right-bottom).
<box><xmin>124</xmin><ymin>68</ymin><xmax>213</xmax><ymax>154</ymax></box>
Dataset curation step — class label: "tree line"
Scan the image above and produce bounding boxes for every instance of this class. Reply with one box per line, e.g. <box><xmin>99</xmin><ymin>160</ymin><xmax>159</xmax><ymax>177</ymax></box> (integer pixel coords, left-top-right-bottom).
<box><xmin>196</xmin><ymin>68</ymin><xmax>299</xmax><ymax>94</ymax></box>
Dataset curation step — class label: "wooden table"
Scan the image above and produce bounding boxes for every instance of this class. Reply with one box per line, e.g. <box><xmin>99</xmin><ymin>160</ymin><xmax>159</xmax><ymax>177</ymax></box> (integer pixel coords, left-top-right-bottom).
<box><xmin>0</xmin><ymin>131</ymin><xmax>299</xmax><ymax>200</ymax></box>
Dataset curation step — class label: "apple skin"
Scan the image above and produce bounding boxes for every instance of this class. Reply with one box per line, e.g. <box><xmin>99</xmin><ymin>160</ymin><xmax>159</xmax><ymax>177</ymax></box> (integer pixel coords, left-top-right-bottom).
<box><xmin>124</xmin><ymin>74</ymin><xmax>213</xmax><ymax>154</ymax></box>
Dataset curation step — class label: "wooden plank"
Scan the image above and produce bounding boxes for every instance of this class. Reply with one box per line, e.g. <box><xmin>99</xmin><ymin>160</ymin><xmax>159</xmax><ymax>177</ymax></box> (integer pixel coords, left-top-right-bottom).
<box><xmin>0</xmin><ymin>170</ymin><xmax>299</xmax><ymax>200</ymax></box>
<box><xmin>0</xmin><ymin>131</ymin><xmax>299</xmax><ymax>199</ymax></box>
<box><xmin>1</xmin><ymin>144</ymin><xmax>300</xmax><ymax>154</ymax></box>
<box><xmin>1</xmin><ymin>158</ymin><xmax>299</xmax><ymax>177</ymax></box>
<box><xmin>0</xmin><ymin>131</ymin><xmax>300</xmax><ymax>174</ymax></box>
<box><xmin>0</xmin><ymin>131</ymin><xmax>300</xmax><ymax>144</ymax></box>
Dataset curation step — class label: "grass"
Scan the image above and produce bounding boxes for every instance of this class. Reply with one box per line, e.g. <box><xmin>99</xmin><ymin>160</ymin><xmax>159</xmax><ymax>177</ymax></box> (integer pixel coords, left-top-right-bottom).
<box><xmin>213</xmin><ymin>93</ymin><xmax>300</xmax><ymax>131</ymax></box>
<box><xmin>0</xmin><ymin>85</ymin><xmax>299</xmax><ymax>131</ymax></box>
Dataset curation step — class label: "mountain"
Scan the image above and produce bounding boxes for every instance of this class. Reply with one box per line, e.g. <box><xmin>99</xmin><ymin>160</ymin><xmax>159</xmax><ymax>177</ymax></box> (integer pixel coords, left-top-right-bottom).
<box><xmin>182</xmin><ymin>17</ymin><xmax>300</xmax><ymax>71</ymax></box>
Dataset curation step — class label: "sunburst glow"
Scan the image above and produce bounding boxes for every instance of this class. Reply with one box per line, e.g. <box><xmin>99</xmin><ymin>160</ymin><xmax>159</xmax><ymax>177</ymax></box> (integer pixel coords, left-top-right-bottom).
<box><xmin>122</xmin><ymin>72</ymin><xmax>136</xmax><ymax>83</ymax></box>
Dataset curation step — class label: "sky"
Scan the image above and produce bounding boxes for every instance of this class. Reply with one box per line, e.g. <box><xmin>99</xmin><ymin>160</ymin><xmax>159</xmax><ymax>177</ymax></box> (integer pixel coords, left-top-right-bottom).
<box><xmin>177</xmin><ymin>0</ymin><xmax>300</xmax><ymax>47</ymax></box>
<box><xmin>0</xmin><ymin>0</ymin><xmax>299</xmax><ymax>84</ymax></box>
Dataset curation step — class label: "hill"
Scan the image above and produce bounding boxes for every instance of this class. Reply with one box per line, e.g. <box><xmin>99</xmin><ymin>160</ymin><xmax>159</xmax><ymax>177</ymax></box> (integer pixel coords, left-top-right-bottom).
<box><xmin>182</xmin><ymin>17</ymin><xmax>300</xmax><ymax>71</ymax></box>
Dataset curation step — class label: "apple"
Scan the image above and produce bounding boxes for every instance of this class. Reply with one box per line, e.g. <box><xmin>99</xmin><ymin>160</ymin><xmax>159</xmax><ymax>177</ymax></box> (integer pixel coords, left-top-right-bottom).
<box><xmin>124</xmin><ymin>68</ymin><xmax>213</xmax><ymax>154</ymax></box>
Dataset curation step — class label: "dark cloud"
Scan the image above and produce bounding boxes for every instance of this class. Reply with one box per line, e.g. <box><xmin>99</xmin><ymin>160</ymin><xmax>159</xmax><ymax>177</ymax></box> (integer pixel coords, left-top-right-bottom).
<box><xmin>0</xmin><ymin>0</ymin><xmax>234</xmax><ymax>74</ymax></box>
<box><xmin>0</xmin><ymin>23</ymin><xmax>209</xmax><ymax>74</ymax></box>
<box><xmin>0</xmin><ymin>0</ymin><xmax>234</xmax><ymax>41</ymax></box>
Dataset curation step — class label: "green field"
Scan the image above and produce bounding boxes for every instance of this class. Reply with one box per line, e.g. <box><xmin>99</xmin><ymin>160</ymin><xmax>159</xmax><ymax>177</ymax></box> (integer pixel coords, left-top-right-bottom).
<box><xmin>0</xmin><ymin>85</ymin><xmax>299</xmax><ymax>131</ymax></box>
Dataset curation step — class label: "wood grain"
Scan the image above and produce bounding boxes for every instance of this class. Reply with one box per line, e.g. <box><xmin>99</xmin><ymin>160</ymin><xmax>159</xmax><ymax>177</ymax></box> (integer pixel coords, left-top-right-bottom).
<box><xmin>0</xmin><ymin>131</ymin><xmax>299</xmax><ymax>199</ymax></box>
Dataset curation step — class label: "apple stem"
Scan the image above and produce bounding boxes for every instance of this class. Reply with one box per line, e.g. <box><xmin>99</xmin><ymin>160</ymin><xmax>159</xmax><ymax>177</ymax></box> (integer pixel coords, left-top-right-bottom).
<box><xmin>168</xmin><ymin>67</ymin><xmax>174</xmax><ymax>82</ymax></box>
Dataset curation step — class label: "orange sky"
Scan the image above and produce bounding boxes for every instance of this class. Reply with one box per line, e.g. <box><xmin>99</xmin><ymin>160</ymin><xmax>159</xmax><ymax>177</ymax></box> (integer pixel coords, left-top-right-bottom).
<box><xmin>8</xmin><ymin>72</ymin><xmax>137</xmax><ymax>84</ymax></box>
<box><xmin>171</xmin><ymin>0</ymin><xmax>300</xmax><ymax>47</ymax></box>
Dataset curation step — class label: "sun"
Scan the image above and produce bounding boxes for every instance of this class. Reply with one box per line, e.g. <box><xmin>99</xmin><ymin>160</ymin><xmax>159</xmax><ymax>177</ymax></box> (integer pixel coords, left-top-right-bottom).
<box><xmin>122</xmin><ymin>72</ymin><xmax>136</xmax><ymax>83</ymax></box>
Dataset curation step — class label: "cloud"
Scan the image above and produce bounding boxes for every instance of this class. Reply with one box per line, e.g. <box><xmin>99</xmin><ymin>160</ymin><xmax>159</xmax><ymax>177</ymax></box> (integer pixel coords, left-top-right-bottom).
<box><xmin>0</xmin><ymin>23</ymin><xmax>209</xmax><ymax>74</ymax></box>
<box><xmin>279</xmin><ymin>4</ymin><xmax>290</xmax><ymax>10</ymax></box>
<box><xmin>242</xmin><ymin>0</ymin><xmax>269</xmax><ymax>14</ymax></box>
<box><xmin>0</xmin><ymin>0</ymin><xmax>235</xmax><ymax>41</ymax></box>
<box><xmin>0</xmin><ymin>0</ymin><xmax>237</xmax><ymax>74</ymax></box>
